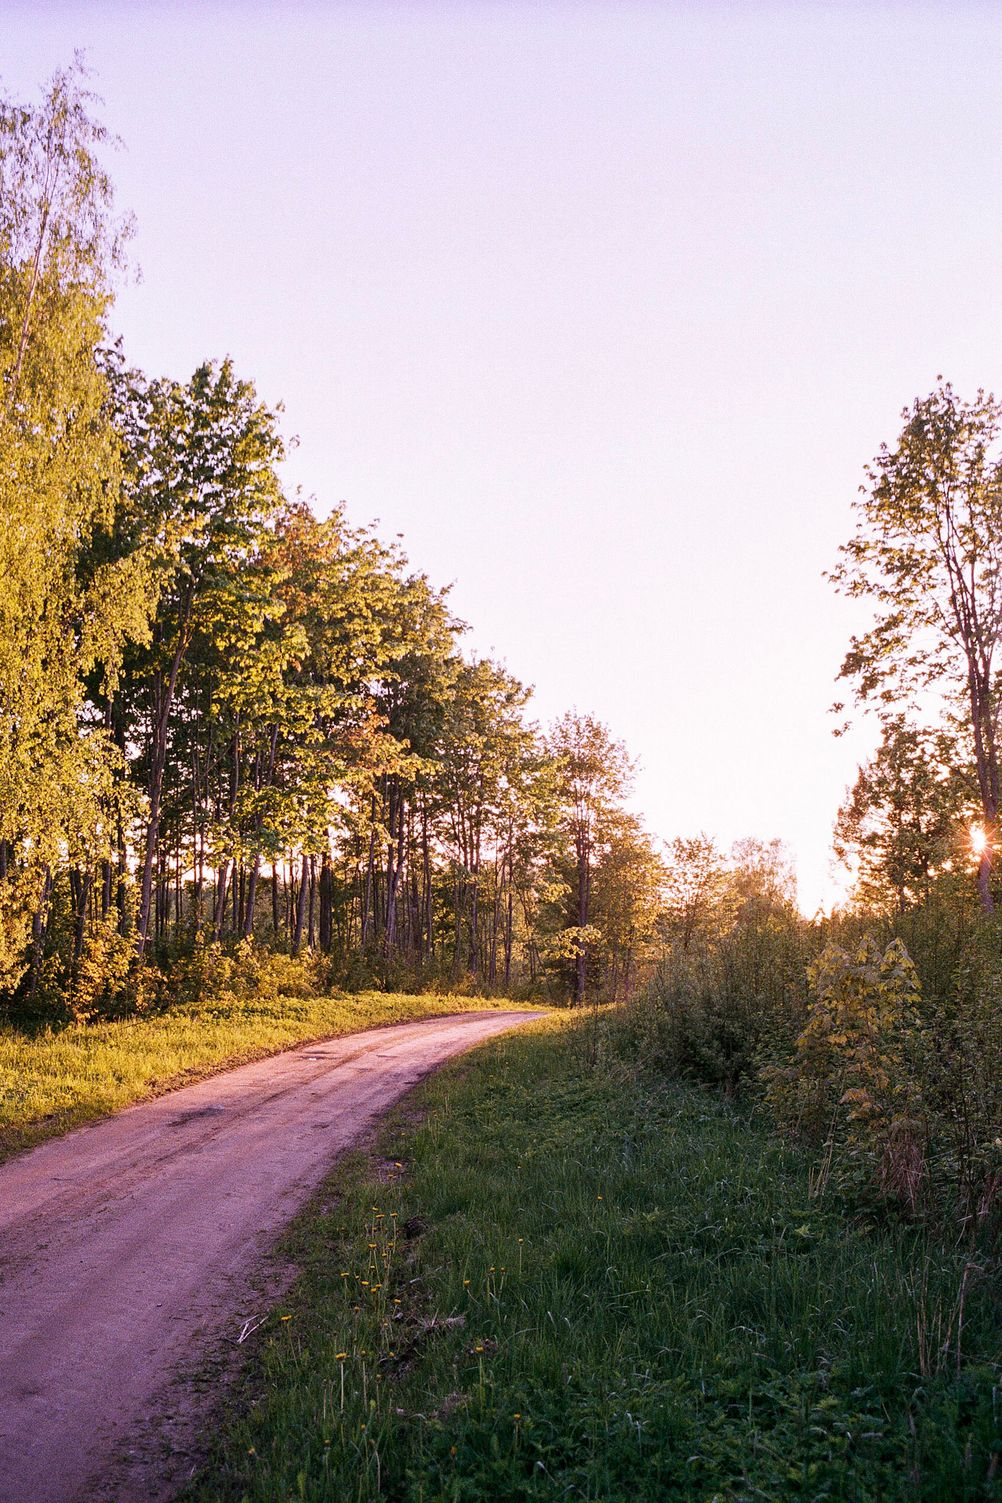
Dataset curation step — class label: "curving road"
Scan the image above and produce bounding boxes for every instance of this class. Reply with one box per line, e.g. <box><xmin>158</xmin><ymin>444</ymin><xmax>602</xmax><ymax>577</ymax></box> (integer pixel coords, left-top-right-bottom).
<box><xmin>0</xmin><ymin>1008</ymin><xmax>543</xmax><ymax>1503</ymax></box>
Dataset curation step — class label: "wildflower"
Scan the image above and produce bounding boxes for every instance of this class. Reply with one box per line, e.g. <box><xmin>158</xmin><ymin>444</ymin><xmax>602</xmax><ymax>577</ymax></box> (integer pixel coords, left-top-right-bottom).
<box><xmin>280</xmin><ymin>1314</ymin><xmax>293</xmax><ymax>1322</ymax></box>
<box><xmin>335</xmin><ymin>1352</ymin><xmax>348</xmax><ymax>1361</ymax></box>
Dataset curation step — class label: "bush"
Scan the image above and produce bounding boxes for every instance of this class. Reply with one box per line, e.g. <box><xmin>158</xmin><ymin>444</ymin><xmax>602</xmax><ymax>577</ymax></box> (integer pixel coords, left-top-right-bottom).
<box><xmin>762</xmin><ymin>937</ymin><xmax>925</xmax><ymax>1208</ymax></box>
<box><xmin>917</xmin><ymin>923</ymin><xmax>1002</xmax><ymax>1238</ymax></box>
<box><xmin>629</xmin><ymin>913</ymin><xmax>807</xmax><ymax>1091</ymax></box>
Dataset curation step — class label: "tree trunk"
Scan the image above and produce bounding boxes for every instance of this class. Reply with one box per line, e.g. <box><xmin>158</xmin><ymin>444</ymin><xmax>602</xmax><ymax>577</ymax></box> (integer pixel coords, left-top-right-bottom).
<box><xmin>292</xmin><ymin>853</ymin><xmax>310</xmax><ymax>955</ymax></box>
<box><xmin>319</xmin><ymin>853</ymin><xmax>333</xmax><ymax>954</ymax></box>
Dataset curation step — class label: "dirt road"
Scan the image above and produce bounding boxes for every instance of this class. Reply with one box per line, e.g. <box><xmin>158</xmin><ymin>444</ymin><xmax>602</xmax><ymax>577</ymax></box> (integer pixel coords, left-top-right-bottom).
<box><xmin>0</xmin><ymin>1008</ymin><xmax>543</xmax><ymax>1503</ymax></box>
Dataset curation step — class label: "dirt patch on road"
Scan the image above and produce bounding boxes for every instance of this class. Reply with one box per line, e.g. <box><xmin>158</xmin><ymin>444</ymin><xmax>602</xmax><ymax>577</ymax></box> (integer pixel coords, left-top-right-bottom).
<box><xmin>0</xmin><ymin>1009</ymin><xmax>544</xmax><ymax>1503</ymax></box>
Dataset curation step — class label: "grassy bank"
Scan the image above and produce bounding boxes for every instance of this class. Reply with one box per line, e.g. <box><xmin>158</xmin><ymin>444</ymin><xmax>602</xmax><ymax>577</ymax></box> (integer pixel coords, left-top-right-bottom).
<box><xmin>189</xmin><ymin>1012</ymin><xmax>1000</xmax><ymax>1502</ymax></box>
<box><xmin>0</xmin><ymin>991</ymin><xmax>542</xmax><ymax>1162</ymax></box>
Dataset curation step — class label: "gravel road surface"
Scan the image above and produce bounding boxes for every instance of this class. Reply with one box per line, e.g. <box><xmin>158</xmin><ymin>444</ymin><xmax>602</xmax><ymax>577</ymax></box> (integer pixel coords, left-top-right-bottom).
<box><xmin>0</xmin><ymin>1008</ymin><xmax>543</xmax><ymax>1502</ymax></box>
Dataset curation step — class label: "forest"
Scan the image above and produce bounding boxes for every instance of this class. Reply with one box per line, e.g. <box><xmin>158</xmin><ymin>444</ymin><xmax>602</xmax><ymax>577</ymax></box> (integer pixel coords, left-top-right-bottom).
<box><xmin>0</xmin><ymin>66</ymin><xmax>668</xmax><ymax>1022</ymax></box>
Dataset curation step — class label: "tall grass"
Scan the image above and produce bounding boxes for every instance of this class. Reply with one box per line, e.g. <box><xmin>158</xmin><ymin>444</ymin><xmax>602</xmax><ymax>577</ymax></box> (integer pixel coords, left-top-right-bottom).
<box><xmin>187</xmin><ymin>1014</ymin><xmax>1001</xmax><ymax>1501</ymax></box>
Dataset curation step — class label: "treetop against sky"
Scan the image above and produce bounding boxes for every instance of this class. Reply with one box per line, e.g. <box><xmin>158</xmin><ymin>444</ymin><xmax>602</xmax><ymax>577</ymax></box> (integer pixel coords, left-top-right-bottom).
<box><xmin>7</xmin><ymin>1</ymin><xmax>1002</xmax><ymax>911</ymax></box>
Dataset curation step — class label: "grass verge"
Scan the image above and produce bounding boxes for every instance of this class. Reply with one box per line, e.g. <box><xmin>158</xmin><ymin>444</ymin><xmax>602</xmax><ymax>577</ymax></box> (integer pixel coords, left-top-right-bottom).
<box><xmin>187</xmin><ymin>1011</ymin><xmax>1000</xmax><ymax>1502</ymax></box>
<box><xmin>0</xmin><ymin>992</ymin><xmax>542</xmax><ymax>1162</ymax></box>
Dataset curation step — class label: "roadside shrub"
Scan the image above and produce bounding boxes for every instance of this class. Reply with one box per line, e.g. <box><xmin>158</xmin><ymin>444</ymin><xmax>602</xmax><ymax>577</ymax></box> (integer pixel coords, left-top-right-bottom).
<box><xmin>630</xmin><ymin>914</ymin><xmax>807</xmax><ymax>1090</ymax></box>
<box><xmin>65</xmin><ymin>916</ymin><xmax>154</xmax><ymax>1022</ymax></box>
<box><xmin>762</xmin><ymin>937</ymin><xmax>925</xmax><ymax>1208</ymax></box>
<box><xmin>917</xmin><ymin>923</ymin><xmax>1002</xmax><ymax>1238</ymax></box>
<box><xmin>170</xmin><ymin>938</ymin><xmax>321</xmax><ymax>1012</ymax></box>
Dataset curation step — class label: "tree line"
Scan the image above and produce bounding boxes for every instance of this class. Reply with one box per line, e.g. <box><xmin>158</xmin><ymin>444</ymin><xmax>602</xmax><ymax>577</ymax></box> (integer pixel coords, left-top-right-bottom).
<box><xmin>0</xmin><ymin>65</ymin><xmax>665</xmax><ymax>1019</ymax></box>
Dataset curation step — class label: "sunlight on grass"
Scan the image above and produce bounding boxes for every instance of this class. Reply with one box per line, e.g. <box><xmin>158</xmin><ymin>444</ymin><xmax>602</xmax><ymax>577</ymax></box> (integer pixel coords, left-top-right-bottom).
<box><xmin>0</xmin><ymin>993</ymin><xmax>542</xmax><ymax>1161</ymax></box>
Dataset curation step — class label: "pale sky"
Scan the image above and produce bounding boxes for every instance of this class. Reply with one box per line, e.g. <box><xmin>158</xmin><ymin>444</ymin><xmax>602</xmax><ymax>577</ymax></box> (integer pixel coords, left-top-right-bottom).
<box><xmin>7</xmin><ymin>1</ymin><xmax>1002</xmax><ymax>912</ymax></box>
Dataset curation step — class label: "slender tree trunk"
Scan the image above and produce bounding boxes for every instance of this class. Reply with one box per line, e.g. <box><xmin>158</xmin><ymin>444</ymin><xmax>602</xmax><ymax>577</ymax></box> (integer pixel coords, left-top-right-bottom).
<box><xmin>575</xmin><ymin>832</ymin><xmax>590</xmax><ymax>1006</ymax></box>
<box><xmin>969</xmin><ymin>671</ymin><xmax>998</xmax><ymax>912</ymax></box>
<box><xmin>292</xmin><ymin>853</ymin><xmax>309</xmax><ymax>955</ymax></box>
<box><xmin>243</xmin><ymin>855</ymin><xmax>260</xmax><ymax>939</ymax></box>
<box><xmin>27</xmin><ymin>866</ymin><xmax>53</xmax><ymax>1000</ymax></box>
<box><xmin>361</xmin><ymin>796</ymin><xmax>377</xmax><ymax>947</ymax></box>
<box><xmin>422</xmin><ymin>808</ymin><xmax>433</xmax><ymax>961</ymax></box>
<box><xmin>138</xmin><ymin>609</ymin><xmax>192</xmax><ymax>954</ymax></box>
<box><xmin>319</xmin><ymin>853</ymin><xmax>333</xmax><ymax>954</ymax></box>
<box><xmin>213</xmin><ymin>859</ymin><xmax>230</xmax><ymax>942</ymax></box>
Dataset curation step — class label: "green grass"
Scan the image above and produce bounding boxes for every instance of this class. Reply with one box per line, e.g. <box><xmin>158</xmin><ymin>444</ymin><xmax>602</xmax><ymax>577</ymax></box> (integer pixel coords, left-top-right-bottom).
<box><xmin>187</xmin><ymin>1012</ymin><xmax>1001</xmax><ymax>1502</ymax></box>
<box><xmin>0</xmin><ymin>990</ymin><xmax>542</xmax><ymax>1161</ymax></box>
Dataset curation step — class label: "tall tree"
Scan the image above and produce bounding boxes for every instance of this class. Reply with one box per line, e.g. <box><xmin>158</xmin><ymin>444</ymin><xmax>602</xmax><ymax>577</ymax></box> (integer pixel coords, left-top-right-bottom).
<box><xmin>117</xmin><ymin>359</ymin><xmax>286</xmax><ymax>954</ymax></box>
<box><xmin>548</xmin><ymin>712</ymin><xmax>634</xmax><ymax>1004</ymax></box>
<box><xmin>830</xmin><ymin>381</ymin><xmax>1002</xmax><ymax>909</ymax></box>
<box><xmin>661</xmin><ymin>834</ymin><xmax>730</xmax><ymax>955</ymax></box>
<box><xmin>0</xmin><ymin>65</ymin><xmax>145</xmax><ymax>992</ymax></box>
<box><xmin>834</xmin><ymin>717</ymin><xmax>972</xmax><ymax>914</ymax></box>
